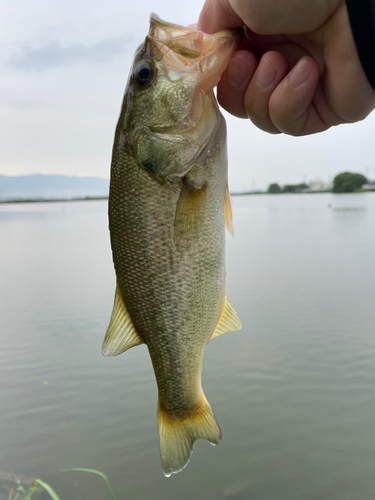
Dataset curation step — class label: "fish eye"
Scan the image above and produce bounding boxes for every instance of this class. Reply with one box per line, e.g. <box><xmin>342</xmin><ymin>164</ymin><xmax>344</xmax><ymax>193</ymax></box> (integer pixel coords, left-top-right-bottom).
<box><xmin>134</xmin><ymin>61</ymin><xmax>156</xmax><ymax>88</ymax></box>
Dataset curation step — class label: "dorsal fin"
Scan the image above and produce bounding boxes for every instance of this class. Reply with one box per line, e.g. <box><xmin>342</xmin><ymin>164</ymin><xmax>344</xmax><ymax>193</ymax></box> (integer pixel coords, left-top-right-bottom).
<box><xmin>101</xmin><ymin>284</ymin><xmax>144</xmax><ymax>356</ymax></box>
<box><xmin>224</xmin><ymin>183</ymin><xmax>234</xmax><ymax>237</ymax></box>
<box><xmin>211</xmin><ymin>297</ymin><xmax>242</xmax><ymax>339</ymax></box>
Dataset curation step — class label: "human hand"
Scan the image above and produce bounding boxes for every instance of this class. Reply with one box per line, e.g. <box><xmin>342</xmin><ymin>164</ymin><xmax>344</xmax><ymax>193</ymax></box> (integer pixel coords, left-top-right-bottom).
<box><xmin>198</xmin><ymin>0</ymin><xmax>375</xmax><ymax>135</ymax></box>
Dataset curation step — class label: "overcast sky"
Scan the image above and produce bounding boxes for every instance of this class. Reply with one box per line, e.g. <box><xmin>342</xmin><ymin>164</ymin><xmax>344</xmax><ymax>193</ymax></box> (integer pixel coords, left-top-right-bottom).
<box><xmin>1</xmin><ymin>0</ymin><xmax>375</xmax><ymax>192</ymax></box>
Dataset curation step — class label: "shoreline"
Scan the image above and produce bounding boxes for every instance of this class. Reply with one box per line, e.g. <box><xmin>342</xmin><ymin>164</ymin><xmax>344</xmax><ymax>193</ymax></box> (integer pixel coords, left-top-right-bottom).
<box><xmin>1</xmin><ymin>190</ymin><xmax>374</xmax><ymax>205</ymax></box>
<box><xmin>0</xmin><ymin>196</ymin><xmax>109</xmax><ymax>205</ymax></box>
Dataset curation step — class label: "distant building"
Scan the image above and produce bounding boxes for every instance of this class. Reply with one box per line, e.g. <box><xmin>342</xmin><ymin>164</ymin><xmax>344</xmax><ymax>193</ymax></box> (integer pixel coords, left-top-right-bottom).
<box><xmin>363</xmin><ymin>180</ymin><xmax>375</xmax><ymax>190</ymax></box>
<box><xmin>305</xmin><ymin>181</ymin><xmax>330</xmax><ymax>192</ymax></box>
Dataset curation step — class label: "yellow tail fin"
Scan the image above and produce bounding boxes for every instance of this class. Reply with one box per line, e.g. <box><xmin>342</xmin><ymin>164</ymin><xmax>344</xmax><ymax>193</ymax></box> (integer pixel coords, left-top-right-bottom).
<box><xmin>157</xmin><ymin>396</ymin><xmax>221</xmax><ymax>477</ymax></box>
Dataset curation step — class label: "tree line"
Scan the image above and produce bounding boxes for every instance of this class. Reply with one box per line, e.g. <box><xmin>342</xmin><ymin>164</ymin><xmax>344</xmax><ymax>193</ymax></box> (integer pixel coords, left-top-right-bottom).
<box><xmin>268</xmin><ymin>172</ymin><xmax>368</xmax><ymax>194</ymax></box>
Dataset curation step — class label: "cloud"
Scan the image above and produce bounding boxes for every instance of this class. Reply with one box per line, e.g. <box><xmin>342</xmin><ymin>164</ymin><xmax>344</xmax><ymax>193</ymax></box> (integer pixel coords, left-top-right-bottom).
<box><xmin>9</xmin><ymin>37</ymin><xmax>133</xmax><ymax>70</ymax></box>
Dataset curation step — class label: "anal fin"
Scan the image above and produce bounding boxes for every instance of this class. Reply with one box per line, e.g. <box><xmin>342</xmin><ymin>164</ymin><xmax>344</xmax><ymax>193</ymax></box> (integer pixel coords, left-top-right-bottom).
<box><xmin>211</xmin><ymin>296</ymin><xmax>242</xmax><ymax>339</ymax></box>
<box><xmin>101</xmin><ymin>283</ymin><xmax>143</xmax><ymax>356</ymax></box>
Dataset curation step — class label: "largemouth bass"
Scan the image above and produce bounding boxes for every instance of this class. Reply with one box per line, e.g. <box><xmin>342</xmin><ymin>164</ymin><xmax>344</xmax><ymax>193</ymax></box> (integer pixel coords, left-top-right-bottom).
<box><xmin>102</xmin><ymin>14</ymin><xmax>242</xmax><ymax>477</ymax></box>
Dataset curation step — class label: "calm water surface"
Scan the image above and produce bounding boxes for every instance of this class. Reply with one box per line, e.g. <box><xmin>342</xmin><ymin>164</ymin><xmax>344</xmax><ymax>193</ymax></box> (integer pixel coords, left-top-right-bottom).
<box><xmin>1</xmin><ymin>194</ymin><xmax>375</xmax><ymax>499</ymax></box>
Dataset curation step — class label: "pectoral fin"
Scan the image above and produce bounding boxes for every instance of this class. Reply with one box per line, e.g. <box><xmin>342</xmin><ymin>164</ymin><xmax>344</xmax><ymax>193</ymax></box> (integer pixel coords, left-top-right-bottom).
<box><xmin>174</xmin><ymin>181</ymin><xmax>207</xmax><ymax>249</ymax></box>
<box><xmin>101</xmin><ymin>284</ymin><xmax>143</xmax><ymax>356</ymax></box>
<box><xmin>211</xmin><ymin>297</ymin><xmax>242</xmax><ymax>339</ymax></box>
<box><xmin>224</xmin><ymin>183</ymin><xmax>234</xmax><ymax>237</ymax></box>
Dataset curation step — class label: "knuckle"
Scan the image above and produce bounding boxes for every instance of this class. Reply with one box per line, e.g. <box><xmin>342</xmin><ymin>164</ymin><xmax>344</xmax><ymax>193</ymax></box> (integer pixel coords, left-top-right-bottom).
<box><xmin>272</xmin><ymin>115</ymin><xmax>303</xmax><ymax>136</ymax></box>
<box><xmin>244</xmin><ymin>90</ymin><xmax>280</xmax><ymax>133</ymax></box>
<box><xmin>270</xmin><ymin>110</ymin><xmax>304</xmax><ymax>136</ymax></box>
<box><xmin>246</xmin><ymin>109</ymin><xmax>281</xmax><ymax>134</ymax></box>
<box><xmin>269</xmin><ymin>97</ymin><xmax>304</xmax><ymax>136</ymax></box>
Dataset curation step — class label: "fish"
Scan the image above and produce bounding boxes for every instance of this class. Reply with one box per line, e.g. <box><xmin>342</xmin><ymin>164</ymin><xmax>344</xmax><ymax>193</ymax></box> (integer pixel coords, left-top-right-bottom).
<box><xmin>101</xmin><ymin>14</ymin><xmax>242</xmax><ymax>477</ymax></box>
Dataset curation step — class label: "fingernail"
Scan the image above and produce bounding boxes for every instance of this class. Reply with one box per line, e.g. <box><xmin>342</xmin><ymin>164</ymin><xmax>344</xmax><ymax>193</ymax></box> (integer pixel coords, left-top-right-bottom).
<box><xmin>255</xmin><ymin>57</ymin><xmax>276</xmax><ymax>89</ymax></box>
<box><xmin>227</xmin><ymin>55</ymin><xmax>248</xmax><ymax>88</ymax></box>
<box><xmin>288</xmin><ymin>58</ymin><xmax>310</xmax><ymax>88</ymax></box>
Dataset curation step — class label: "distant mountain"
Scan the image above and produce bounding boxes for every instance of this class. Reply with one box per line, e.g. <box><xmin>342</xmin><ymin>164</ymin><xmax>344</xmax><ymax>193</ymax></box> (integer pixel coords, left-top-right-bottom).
<box><xmin>0</xmin><ymin>174</ymin><xmax>109</xmax><ymax>200</ymax></box>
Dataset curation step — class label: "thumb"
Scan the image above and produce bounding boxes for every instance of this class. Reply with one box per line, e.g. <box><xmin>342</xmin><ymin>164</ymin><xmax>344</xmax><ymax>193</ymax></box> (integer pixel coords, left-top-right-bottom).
<box><xmin>197</xmin><ymin>0</ymin><xmax>243</xmax><ymax>33</ymax></box>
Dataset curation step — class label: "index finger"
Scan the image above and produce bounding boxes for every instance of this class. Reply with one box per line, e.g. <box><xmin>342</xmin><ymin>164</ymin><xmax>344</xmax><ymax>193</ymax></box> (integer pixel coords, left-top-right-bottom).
<box><xmin>197</xmin><ymin>0</ymin><xmax>243</xmax><ymax>33</ymax></box>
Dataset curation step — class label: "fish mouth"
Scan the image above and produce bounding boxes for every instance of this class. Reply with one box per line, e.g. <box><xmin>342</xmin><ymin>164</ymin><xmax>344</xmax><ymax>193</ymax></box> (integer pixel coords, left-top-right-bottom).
<box><xmin>149</xmin><ymin>13</ymin><xmax>242</xmax><ymax>57</ymax></box>
<box><xmin>148</xmin><ymin>13</ymin><xmax>242</xmax><ymax>94</ymax></box>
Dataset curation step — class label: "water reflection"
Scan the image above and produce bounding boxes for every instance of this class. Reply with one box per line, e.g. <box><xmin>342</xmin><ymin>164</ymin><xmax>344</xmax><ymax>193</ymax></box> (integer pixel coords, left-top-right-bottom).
<box><xmin>1</xmin><ymin>195</ymin><xmax>375</xmax><ymax>499</ymax></box>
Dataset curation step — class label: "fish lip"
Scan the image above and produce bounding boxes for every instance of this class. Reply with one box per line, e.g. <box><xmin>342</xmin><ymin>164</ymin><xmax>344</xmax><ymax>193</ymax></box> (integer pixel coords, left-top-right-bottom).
<box><xmin>149</xmin><ymin>12</ymin><xmax>243</xmax><ymax>41</ymax></box>
<box><xmin>149</xmin><ymin>13</ymin><xmax>243</xmax><ymax>58</ymax></box>
<box><xmin>150</xmin><ymin>13</ymin><xmax>194</xmax><ymax>33</ymax></box>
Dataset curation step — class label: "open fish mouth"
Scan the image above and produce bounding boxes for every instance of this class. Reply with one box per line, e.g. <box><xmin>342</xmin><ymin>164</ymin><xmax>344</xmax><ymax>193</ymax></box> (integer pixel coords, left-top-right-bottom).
<box><xmin>149</xmin><ymin>13</ymin><xmax>242</xmax><ymax>57</ymax></box>
<box><xmin>148</xmin><ymin>13</ymin><xmax>243</xmax><ymax>94</ymax></box>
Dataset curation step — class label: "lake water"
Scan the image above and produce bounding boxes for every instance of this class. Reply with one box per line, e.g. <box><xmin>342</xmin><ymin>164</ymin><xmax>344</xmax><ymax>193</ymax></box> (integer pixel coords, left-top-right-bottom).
<box><xmin>1</xmin><ymin>193</ymin><xmax>375</xmax><ymax>500</ymax></box>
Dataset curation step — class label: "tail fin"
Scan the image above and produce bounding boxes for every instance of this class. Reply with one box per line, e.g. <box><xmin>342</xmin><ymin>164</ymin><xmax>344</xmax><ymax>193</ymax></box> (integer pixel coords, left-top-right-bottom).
<box><xmin>157</xmin><ymin>396</ymin><xmax>221</xmax><ymax>477</ymax></box>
